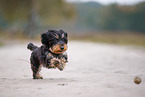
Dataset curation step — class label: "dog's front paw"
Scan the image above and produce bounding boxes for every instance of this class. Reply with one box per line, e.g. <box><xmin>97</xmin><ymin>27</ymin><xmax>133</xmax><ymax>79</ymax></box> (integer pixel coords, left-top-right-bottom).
<box><xmin>57</xmin><ymin>64</ymin><xmax>64</xmax><ymax>71</ymax></box>
<box><xmin>53</xmin><ymin>60</ymin><xmax>60</xmax><ymax>66</ymax></box>
<box><xmin>51</xmin><ymin>58</ymin><xmax>60</xmax><ymax>66</ymax></box>
<box><xmin>52</xmin><ymin>59</ymin><xmax>64</xmax><ymax>71</ymax></box>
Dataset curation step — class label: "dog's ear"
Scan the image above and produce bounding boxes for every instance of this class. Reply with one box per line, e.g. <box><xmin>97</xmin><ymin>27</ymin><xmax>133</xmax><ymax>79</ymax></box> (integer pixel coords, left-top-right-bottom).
<box><xmin>60</xmin><ymin>29</ymin><xmax>68</xmax><ymax>38</ymax></box>
<box><xmin>41</xmin><ymin>32</ymin><xmax>50</xmax><ymax>47</ymax></box>
<box><xmin>65</xmin><ymin>32</ymin><xmax>68</xmax><ymax>38</ymax></box>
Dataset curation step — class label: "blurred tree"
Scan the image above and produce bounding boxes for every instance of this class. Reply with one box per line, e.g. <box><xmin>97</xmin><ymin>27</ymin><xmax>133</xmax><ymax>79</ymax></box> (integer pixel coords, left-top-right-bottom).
<box><xmin>0</xmin><ymin>0</ymin><xmax>31</xmax><ymax>23</ymax></box>
<box><xmin>74</xmin><ymin>2</ymin><xmax>102</xmax><ymax>31</ymax></box>
<box><xmin>98</xmin><ymin>2</ymin><xmax>145</xmax><ymax>33</ymax></box>
<box><xmin>0</xmin><ymin>0</ymin><xmax>75</xmax><ymax>37</ymax></box>
<box><xmin>38</xmin><ymin>0</ymin><xmax>75</xmax><ymax>25</ymax></box>
<box><xmin>129</xmin><ymin>2</ymin><xmax>145</xmax><ymax>32</ymax></box>
<box><xmin>98</xmin><ymin>4</ymin><xmax>125</xmax><ymax>31</ymax></box>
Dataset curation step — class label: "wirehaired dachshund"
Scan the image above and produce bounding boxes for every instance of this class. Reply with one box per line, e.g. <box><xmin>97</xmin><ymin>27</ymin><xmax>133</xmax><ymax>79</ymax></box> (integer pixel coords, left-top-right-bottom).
<box><xmin>27</xmin><ymin>29</ymin><xmax>68</xmax><ymax>79</ymax></box>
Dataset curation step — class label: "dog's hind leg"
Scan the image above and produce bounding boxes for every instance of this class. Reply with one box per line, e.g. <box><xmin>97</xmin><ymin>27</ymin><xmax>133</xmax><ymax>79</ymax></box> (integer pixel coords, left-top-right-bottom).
<box><xmin>30</xmin><ymin>50</ymin><xmax>43</xmax><ymax>79</ymax></box>
<box><xmin>31</xmin><ymin>63</ymin><xmax>43</xmax><ymax>79</ymax></box>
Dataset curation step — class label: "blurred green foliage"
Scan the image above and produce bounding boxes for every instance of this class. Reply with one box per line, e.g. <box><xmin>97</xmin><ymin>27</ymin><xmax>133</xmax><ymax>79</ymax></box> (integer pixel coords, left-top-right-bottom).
<box><xmin>0</xmin><ymin>1</ymin><xmax>145</xmax><ymax>39</ymax></box>
<box><xmin>73</xmin><ymin>2</ymin><xmax>145</xmax><ymax>33</ymax></box>
<box><xmin>0</xmin><ymin>0</ymin><xmax>75</xmax><ymax>37</ymax></box>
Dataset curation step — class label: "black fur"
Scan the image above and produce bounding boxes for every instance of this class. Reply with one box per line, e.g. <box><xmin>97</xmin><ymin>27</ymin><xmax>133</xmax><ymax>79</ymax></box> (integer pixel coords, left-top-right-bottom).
<box><xmin>27</xmin><ymin>29</ymin><xmax>68</xmax><ymax>79</ymax></box>
<box><xmin>41</xmin><ymin>29</ymin><xmax>68</xmax><ymax>48</ymax></box>
<box><xmin>27</xmin><ymin>43</ymin><xmax>38</xmax><ymax>51</ymax></box>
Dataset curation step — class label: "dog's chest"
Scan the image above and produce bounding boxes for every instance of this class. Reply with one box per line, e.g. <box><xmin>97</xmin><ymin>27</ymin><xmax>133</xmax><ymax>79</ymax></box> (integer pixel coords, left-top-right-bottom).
<box><xmin>44</xmin><ymin>51</ymin><xmax>67</xmax><ymax>70</ymax></box>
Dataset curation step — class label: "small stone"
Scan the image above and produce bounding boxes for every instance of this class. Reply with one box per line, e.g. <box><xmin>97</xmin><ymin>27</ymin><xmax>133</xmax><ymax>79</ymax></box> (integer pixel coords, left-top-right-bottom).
<box><xmin>134</xmin><ymin>76</ymin><xmax>141</xmax><ymax>84</ymax></box>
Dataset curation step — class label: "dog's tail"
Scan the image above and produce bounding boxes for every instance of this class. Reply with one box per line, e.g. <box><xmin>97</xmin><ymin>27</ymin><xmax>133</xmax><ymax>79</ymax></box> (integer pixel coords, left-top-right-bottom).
<box><xmin>27</xmin><ymin>43</ymin><xmax>38</xmax><ymax>51</ymax></box>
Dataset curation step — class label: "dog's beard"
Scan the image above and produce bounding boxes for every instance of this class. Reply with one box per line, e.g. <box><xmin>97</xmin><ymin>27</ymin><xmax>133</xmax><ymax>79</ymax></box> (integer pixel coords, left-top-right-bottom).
<box><xmin>49</xmin><ymin>44</ymin><xmax>67</xmax><ymax>54</ymax></box>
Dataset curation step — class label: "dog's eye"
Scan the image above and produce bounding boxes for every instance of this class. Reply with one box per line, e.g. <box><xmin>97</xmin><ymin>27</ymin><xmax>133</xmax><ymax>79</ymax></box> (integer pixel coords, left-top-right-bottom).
<box><xmin>62</xmin><ymin>37</ymin><xmax>67</xmax><ymax>43</ymax></box>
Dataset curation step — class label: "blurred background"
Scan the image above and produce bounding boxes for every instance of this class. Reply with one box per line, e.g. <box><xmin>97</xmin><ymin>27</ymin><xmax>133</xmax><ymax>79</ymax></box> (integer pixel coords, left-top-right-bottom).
<box><xmin>1</xmin><ymin>1</ymin><xmax>145</xmax><ymax>96</ymax></box>
<box><xmin>0</xmin><ymin>0</ymin><xmax>145</xmax><ymax>46</ymax></box>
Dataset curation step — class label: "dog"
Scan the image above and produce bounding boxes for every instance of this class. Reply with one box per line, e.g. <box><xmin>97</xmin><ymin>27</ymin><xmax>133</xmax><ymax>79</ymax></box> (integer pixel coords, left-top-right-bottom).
<box><xmin>27</xmin><ymin>29</ymin><xmax>68</xmax><ymax>79</ymax></box>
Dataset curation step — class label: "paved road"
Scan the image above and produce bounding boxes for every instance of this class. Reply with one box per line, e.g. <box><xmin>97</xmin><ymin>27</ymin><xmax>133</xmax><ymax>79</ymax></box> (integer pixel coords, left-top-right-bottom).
<box><xmin>0</xmin><ymin>41</ymin><xmax>145</xmax><ymax>97</ymax></box>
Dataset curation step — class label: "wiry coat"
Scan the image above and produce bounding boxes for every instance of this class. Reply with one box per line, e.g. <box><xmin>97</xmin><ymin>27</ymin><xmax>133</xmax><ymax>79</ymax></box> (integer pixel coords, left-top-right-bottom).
<box><xmin>27</xmin><ymin>29</ymin><xmax>68</xmax><ymax>79</ymax></box>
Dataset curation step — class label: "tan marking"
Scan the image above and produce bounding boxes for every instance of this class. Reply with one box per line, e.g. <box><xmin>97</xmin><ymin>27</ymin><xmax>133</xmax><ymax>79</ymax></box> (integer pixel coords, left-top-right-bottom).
<box><xmin>36</xmin><ymin>64</ymin><xmax>43</xmax><ymax>79</ymax></box>
<box><xmin>50</xmin><ymin>44</ymin><xmax>67</xmax><ymax>54</ymax></box>
<box><xmin>35</xmin><ymin>74</ymin><xmax>43</xmax><ymax>79</ymax></box>
<box><xmin>56</xmin><ymin>57</ymin><xmax>67</xmax><ymax>70</ymax></box>
<box><xmin>50</xmin><ymin>58</ymin><xmax>59</xmax><ymax>68</ymax></box>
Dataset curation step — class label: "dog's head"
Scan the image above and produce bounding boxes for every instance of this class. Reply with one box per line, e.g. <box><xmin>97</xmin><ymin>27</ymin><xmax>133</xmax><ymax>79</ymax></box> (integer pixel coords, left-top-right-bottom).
<box><xmin>41</xmin><ymin>29</ymin><xmax>68</xmax><ymax>54</ymax></box>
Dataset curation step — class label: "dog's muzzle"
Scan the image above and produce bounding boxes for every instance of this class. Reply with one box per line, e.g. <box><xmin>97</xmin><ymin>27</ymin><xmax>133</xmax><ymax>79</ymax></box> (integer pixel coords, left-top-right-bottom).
<box><xmin>49</xmin><ymin>44</ymin><xmax>67</xmax><ymax>54</ymax></box>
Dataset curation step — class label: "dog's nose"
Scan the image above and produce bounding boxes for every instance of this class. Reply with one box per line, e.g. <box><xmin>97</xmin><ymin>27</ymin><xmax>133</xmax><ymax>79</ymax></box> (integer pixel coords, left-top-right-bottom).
<box><xmin>60</xmin><ymin>47</ymin><xmax>64</xmax><ymax>50</ymax></box>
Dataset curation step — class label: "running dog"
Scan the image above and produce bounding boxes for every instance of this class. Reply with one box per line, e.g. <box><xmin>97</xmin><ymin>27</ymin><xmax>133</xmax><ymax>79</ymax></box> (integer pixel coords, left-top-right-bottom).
<box><xmin>27</xmin><ymin>29</ymin><xmax>68</xmax><ymax>79</ymax></box>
